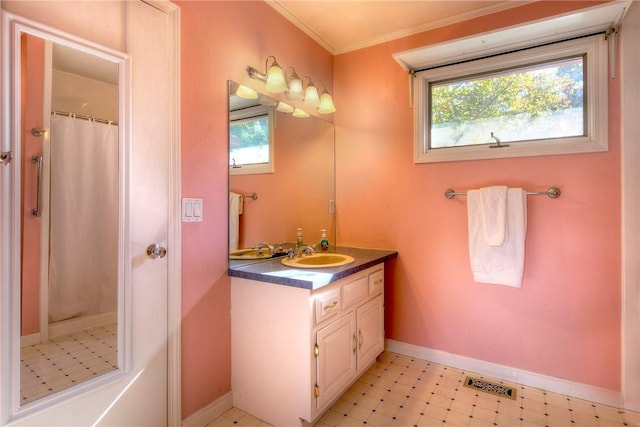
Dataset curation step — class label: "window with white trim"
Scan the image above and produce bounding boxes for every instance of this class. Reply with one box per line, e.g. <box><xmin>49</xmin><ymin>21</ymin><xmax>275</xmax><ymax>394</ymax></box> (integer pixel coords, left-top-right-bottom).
<box><xmin>229</xmin><ymin>105</ymin><xmax>275</xmax><ymax>175</ymax></box>
<box><xmin>413</xmin><ymin>35</ymin><xmax>608</xmax><ymax>163</ymax></box>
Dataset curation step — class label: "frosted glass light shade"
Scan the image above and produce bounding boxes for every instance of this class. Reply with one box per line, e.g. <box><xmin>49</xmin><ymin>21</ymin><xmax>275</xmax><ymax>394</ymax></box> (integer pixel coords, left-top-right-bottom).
<box><xmin>287</xmin><ymin>76</ymin><xmax>304</xmax><ymax>100</ymax></box>
<box><xmin>318</xmin><ymin>91</ymin><xmax>336</xmax><ymax>114</ymax></box>
<box><xmin>276</xmin><ymin>102</ymin><xmax>294</xmax><ymax>113</ymax></box>
<box><xmin>235</xmin><ymin>85</ymin><xmax>258</xmax><ymax>99</ymax></box>
<box><xmin>265</xmin><ymin>62</ymin><xmax>287</xmax><ymax>93</ymax></box>
<box><xmin>304</xmin><ymin>84</ymin><xmax>320</xmax><ymax>108</ymax></box>
<box><xmin>293</xmin><ymin>108</ymin><xmax>309</xmax><ymax>118</ymax></box>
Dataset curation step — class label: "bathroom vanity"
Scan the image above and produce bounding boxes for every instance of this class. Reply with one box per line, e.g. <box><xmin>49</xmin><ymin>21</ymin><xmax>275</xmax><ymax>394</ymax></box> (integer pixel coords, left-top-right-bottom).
<box><xmin>229</xmin><ymin>247</ymin><xmax>397</xmax><ymax>426</ymax></box>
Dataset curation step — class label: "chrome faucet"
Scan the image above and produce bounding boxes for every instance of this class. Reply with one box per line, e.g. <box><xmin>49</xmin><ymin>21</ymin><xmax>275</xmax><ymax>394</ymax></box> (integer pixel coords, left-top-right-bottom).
<box><xmin>297</xmin><ymin>245</ymin><xmax>316</xmax><ymax>257</ymax></box>
<box><xmin>286</xmin><ymin>245</ymin><xmax>316</xmax><ymax>259</ymax></box>
<box><xmin>255</xmin><ymin>242</ymin><xmax>274</xmax><ymax>256</ymax></box>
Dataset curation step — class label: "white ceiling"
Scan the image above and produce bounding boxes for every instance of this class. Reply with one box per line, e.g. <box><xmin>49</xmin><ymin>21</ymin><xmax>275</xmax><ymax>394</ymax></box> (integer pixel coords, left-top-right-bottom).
<box><xmin>267</xmin><ymin>0</ymin><xmax>529</xmax><ymax>54</ymax></box>
<box><xmin>53</xmin><ymin>43</ymin><xmax>118</xmax><ymax>85</ymax></box>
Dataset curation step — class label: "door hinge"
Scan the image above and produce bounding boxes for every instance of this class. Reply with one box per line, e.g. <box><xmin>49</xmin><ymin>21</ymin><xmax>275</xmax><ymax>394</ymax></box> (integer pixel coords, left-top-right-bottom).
<box><xmin>314</xmin><ymin>344</ymin><xmax>319</xmax><ymax>357</ymax></box>
<box><xmin>314</xmin><ymin>384</ymin><xmax>320</xmax><ymax>398</ymax></box>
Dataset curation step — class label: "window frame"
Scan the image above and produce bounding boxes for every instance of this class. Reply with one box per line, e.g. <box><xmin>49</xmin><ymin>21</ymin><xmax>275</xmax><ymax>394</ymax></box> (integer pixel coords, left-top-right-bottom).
<box><xmin>413</xmin><ymin>34</ymin><xmax>608</xmax><ymax>163</ymax></box>
<box><xmin>229</xmin><ymin>105</ymin><xmax>275</xmax><ymax>175</ymax></box>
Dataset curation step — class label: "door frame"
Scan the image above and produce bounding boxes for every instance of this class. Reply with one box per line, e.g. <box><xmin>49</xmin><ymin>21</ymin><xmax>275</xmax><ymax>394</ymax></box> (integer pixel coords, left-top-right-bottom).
<box><xmin>154</xmin><ymin>0</ymin><xmax>182</xmax><ymax>424</ymax></box>
<box><xmin>620</xmin><ymin>1</ymin><xmax>639</xmax><ymax>412</ymax></box>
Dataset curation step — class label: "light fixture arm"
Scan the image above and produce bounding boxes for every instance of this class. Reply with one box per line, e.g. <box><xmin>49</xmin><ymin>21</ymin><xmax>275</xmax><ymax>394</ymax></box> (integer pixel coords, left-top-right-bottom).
<box><xmin>285</xmin><ymin>67</ymin><xmax>298</xmax><ymax>81</ymax></box>
<box><xmin>265</xmin><ymin>55</ymin><xmax>278</xmax><ymax>74</ymax></box>
<box><xmin>246</xmin><ymin>65</ymin><xmax>266</xmax><ymax>82</ymax></box>
<box><xmin>301</xmin><ymin>76</ymin><xmax>314</xmax><ymax>89</ymax></box>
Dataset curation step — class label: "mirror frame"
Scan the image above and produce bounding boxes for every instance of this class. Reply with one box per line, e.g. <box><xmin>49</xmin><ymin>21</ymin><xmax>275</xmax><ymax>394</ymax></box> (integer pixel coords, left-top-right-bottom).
<box><xmin>0</xmin><ymin>10</ymin><xmax>131</xmax><ymax>418</ymax></box>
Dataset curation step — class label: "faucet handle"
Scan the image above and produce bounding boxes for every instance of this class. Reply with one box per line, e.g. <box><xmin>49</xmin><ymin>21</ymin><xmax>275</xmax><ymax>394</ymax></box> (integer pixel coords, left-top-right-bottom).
<box><xmin>255</xmin><ymin>242</ymin><xmax>274</xmax><ymax>256</ymax></box>
<box><xmin>297</xmin><ymin>245</ymin><xmax>316</xmax><ymax>257</ymax></box>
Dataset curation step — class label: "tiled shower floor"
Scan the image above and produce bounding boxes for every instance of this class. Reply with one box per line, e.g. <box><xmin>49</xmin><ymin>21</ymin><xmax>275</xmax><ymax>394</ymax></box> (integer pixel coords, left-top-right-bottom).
<box><xmin>20</xmin><ymin>323</ymin><xmax>117</xmax><ymax>404</ymax></box>
<box><xmin>209</xmin><ymin>352</ymin><xmax>640</xmax><ymax>427</ymax></box>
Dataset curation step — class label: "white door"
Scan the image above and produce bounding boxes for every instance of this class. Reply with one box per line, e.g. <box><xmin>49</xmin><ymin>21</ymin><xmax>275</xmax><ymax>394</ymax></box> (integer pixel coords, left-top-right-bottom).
<box><xmin>0</xmin><ymin>1</ymin><xmax>180</xmax><ymax>425</ymax></box>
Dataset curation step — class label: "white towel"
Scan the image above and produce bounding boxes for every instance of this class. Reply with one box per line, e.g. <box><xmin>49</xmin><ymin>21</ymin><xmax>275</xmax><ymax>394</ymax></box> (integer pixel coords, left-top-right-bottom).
<box><xmin>229</xmin><ymin>192</ymin><xmax>243</xmax><ymax>251</ymax></box>
<box><xmin>480</xmin><ymin>186</ymin><xmax>507</xmax><ymax>246</ymax></box>
<box><xmin>467</xmin><ymin>187</ymin><xmax>527</xmax><ymax>287</ymax></box>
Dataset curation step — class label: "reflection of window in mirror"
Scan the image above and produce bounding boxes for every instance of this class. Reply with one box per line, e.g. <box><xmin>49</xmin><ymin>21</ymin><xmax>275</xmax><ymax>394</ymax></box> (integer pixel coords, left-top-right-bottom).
<box><xmin>229</xmin><ymin>105</ymin><xmax>274</xmax><ymax>175</ymax></box>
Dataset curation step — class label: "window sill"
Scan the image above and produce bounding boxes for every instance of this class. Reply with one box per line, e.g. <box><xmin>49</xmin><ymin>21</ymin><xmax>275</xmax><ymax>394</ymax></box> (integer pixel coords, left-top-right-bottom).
<box><xmin>415</xmin><ymin>136</ymin><xmax>608</xmax><ymax>163</ymax></box>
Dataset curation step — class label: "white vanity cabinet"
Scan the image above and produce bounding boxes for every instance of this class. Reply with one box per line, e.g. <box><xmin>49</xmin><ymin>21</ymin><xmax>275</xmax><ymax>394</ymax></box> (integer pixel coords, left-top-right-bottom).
<box><xmin>231</xmin><ymin>264</ymin><xmax>385</xmax><ymax>427</ymax></box>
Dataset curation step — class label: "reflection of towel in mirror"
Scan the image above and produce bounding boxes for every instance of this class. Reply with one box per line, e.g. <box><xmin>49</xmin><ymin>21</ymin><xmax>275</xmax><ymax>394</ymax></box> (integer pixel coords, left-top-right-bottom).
<box><xmin>229</xmin><ymin>192</ymin><xmax>243</xmax><ymax>251</ymax></box>
<box><xmin>467</xmin><ymin>187</ymin><xmax>527</xmax><ymax>287</ymax></box>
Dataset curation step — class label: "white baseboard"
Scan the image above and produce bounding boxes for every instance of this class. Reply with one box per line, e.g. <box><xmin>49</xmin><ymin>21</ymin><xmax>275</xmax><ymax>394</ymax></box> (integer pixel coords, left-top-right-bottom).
<box><xmin>20</xmin><ymin>332</ymin><xmax>40</xmax><ymax>348</ymax></box>
<box><xmin>49</xmin><ymin>311</ymin><xmax>116</xmax><ymax>338</ymax></box>
<box><xmin>386</xmin><ymin>339</ymin><xmax>623</xmax><ymax>408</ymax></box>
<box><xmin>182</xmin><ymin>391</ymin><xmax>233</xmax><ymax>427</ymax></box>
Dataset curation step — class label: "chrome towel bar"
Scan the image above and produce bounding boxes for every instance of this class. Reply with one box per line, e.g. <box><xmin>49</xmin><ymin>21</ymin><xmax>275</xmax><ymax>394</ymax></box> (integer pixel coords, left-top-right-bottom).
<box><xmin>444</xmin><ymin>187</ymin><xmax>561</xmax><ymax>199</ymax></box>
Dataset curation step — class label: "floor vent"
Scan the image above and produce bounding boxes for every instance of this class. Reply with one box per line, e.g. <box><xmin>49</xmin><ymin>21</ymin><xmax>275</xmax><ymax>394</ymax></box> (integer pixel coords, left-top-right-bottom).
<box><xmin>463</xmin><ymin>376</ymin><xmax>517</xmax><ymax>400</ymax></box>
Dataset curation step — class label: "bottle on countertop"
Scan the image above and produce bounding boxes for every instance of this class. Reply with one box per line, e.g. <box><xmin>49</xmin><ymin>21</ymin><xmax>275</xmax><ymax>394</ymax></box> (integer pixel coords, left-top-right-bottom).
<box><xmin>296</xmin><ymin>228</ymin><xmax>303</xmax><ymax>248</ymax></box>
<box><xmin>319</xmin><ymin>229</ymin><xmax>329</xmax><ymax>251</ymax></box>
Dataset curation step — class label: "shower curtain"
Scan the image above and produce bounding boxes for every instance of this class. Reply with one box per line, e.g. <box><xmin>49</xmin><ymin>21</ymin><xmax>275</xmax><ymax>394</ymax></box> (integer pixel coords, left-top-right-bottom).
<box><xmin>48</xmin><ymin>115</ymin><xmax>118</xmax><ymax>323</ymax></box>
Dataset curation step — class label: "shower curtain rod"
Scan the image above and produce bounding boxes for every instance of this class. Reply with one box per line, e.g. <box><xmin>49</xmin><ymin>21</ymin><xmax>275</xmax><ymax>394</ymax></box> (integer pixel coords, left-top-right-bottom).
<box><xmin>51</xmin><ymin>109</ymin><xmax>118</xmax><ymax>126</ymax></box>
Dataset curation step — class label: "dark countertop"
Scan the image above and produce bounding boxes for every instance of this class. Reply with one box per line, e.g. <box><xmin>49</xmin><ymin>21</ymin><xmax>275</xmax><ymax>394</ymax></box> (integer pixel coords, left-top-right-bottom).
<box><xmin>228</xmin><ymin>246</ymin><xmax>398</xmax><ymax>290</ymax></box>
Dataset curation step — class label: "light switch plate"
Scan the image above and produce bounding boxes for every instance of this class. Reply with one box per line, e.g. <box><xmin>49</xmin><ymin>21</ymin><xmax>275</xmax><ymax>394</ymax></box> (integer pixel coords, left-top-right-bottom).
<box><xmin>182</xmin><ymin>198</ymin><xmax>203</xmax><ymax>222</ymax></box>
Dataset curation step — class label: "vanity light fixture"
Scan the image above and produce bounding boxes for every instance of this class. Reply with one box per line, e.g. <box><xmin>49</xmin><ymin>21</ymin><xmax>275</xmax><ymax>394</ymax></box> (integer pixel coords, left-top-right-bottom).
<box><xmin>285</xmin><ymin>67</ymin><xmax>304</xmax><ymax>100</ymax></box>
<box><xmin>302</xmin><ymin>76</ymin><xmax>320</xmax><ymax>108</ymax></box>
<box><xmin>317</xmin><ymin>85</ymin><xmax>336</xmax><ymax>114</ymax></box>
<box><xmin>276</xmin><ymin>102</ymin><xmax>295</xmax><ymax>113</ymax></box>
<box><xmin>264</xmin><ymin>56</ymin><xmax>287</xmax><ymax>93</ymax></box>
<box><xmin>292</xmin><ymin>108</ymin><xmax>310</xmax><ymax>118</ymax></box>
<box><xmin>246</xmin><ymin>56</ymin><xmax>336</xmax><ymax>114</ymax></box>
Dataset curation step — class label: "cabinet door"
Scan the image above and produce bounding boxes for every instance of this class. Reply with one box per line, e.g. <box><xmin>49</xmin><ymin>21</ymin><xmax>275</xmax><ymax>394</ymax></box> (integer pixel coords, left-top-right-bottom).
<box><xmin>316</xmin><ymin>313</ymin><xmax>357</xmax><ymax>410</ymax></box>
<box><xmin>356</xmin><ymin>295</ymin><xmax>384</xmax><ymax>371</ymax></box>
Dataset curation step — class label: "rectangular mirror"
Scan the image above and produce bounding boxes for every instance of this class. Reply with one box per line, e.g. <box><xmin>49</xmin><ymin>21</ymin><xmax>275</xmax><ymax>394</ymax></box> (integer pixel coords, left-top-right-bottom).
<box><xmin>228</xmin><ymin>80</ymin><xmax>335</xmax><ymax>264</ymax></box>
<box><xmin>2</xmin><ymin>11</ymin><xmax>127</xmax><ymax>412</ymax></box>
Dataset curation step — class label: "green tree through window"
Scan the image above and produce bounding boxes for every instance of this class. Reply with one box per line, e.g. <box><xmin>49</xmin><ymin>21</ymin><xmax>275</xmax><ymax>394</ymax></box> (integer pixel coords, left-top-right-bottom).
<box><xmin>429</xmin><ymin>56</ymin><xmax>584</xmax><ymax>147</ymax></box>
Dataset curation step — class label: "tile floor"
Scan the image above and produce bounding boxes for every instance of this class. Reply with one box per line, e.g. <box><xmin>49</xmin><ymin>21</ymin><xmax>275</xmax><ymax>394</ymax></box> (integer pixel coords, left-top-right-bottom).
<box><xmin>209</xmin><ymin>352</ymin><xmax>640</xmax><ymax>427</ymax></box>
<box><xmin>20</xmin><ymin>323</ymin><xmax>117</xmax><ymax>404</ymax></box>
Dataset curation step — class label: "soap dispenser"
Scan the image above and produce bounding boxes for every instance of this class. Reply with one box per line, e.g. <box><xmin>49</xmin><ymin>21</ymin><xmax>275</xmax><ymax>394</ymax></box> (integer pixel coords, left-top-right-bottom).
<box><xmin>296</xmin><ymin>228</ymin><xmax>303</xmax><ymax>248</ymax></box>
<box><xmin>319</xmin><ymin>229</ymin><xmax>329</xmax><ymax>251</ymax></box>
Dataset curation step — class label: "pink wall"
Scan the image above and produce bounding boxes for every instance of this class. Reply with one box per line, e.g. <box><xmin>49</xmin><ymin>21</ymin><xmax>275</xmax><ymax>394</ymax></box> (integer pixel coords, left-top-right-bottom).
<box><xmin>177</xmin><ymin>1</ymin><xmax>333</xmax><ymax>418</ymax></box>
<box><xmin>20</xmin><ymin>34</ymin><xmax>44</xmax><ymax>336</ymax></box>
<box><xmin>334</xmin><ymin>1</ymin><xmax>621</xmax><ymax>392</ymax></box>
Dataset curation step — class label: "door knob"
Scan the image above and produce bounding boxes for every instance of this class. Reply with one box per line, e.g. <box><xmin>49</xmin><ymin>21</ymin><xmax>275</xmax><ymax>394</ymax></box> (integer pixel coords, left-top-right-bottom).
<box><xmin>146</xmin><ymin>244</ymin><xmax>167</xmax><ymax>259</ymax></box>
<box><xmin>0</xmin><ymin>151</ymin><xmax>13</xmax><ymax>165</ymax></box>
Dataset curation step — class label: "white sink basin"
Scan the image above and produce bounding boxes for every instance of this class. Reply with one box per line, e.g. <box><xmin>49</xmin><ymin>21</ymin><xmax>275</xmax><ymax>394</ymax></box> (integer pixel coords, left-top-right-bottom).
<box><xmin>281</xmin><ymin>253</ymin><xmax>355</xmax><ymax>268</ymax></box>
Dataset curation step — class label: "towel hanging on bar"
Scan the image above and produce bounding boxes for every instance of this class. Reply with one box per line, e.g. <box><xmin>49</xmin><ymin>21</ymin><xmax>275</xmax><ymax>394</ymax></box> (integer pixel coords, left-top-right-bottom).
<box><xmin>467</xmin><ymin>187</ymin><xmax>527</xmax><ymax>287</ymax></box>
<box><xmin>445</xmin><ymin>187</ymin><xmax>560</xmax><ymax>199</ymax></box>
